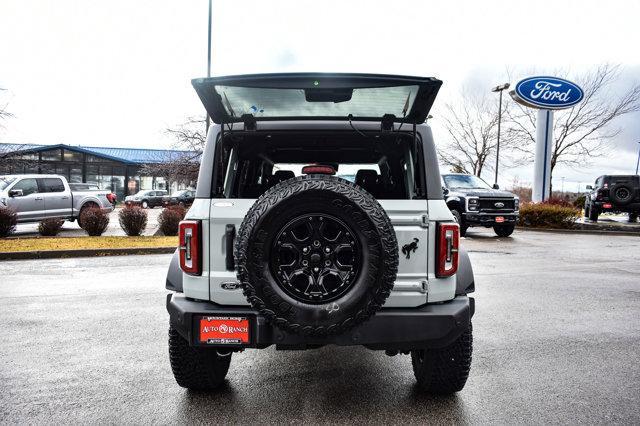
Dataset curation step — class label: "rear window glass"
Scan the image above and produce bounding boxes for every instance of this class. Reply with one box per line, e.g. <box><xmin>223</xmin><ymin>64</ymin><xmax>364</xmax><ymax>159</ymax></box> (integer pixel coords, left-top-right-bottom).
<box><xmin>216</xmin><ymin>85</ymin><xmax>419</xmax><ymax>119</ymax></box>
<box><xmin>273</xmin><ymin>164</ymin><xmax>380</xmax><ymax>183</ymax></box>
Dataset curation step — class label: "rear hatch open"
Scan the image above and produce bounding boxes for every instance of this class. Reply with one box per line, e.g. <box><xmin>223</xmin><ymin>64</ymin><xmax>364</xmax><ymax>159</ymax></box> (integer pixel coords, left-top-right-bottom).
<box><xmin>192</xmin><ymin>73</ymin><xmax>442</xmax><ymax>125</ymax></box>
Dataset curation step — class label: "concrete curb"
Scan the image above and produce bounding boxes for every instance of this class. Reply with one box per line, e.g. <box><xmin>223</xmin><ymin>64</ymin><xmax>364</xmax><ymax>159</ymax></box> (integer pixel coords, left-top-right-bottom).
<box><xmin>0</xmin><ymin>246</ymin><xmax>176</xmax><ymax>261</ymax></box>
<box><xmin>516</xmin><ymin>226</ymin><xmax>640</xmax><ymax>237</ymax></box>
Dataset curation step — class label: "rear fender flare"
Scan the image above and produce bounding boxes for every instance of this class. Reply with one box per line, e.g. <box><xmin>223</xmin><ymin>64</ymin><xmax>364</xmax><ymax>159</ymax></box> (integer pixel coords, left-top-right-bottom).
<box><xmin>456</xmin><ymin>247</ymin><xmax>475</xmax><ymax>295</ymax></box>
<box><xmin>166</xmin><ymin>248</ymin><xmax>183</xmax><ymax>292</ymax></box>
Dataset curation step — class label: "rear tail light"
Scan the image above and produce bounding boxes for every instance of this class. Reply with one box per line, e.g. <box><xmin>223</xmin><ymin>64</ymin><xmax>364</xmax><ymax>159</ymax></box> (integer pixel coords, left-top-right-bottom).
<box><xmin>436</xmin><ymin>222</ymin><xmax>460</xmax><ymax>277</ymax></box>
<box><xmin>179</xmin><ymin>220</ymin><xmax>202</xmax><ymax>275</ymax></box>
<box><xmin>603</xmin><ymin>203</ymin><xmax>612</xmax><ymax>209</ymax></box>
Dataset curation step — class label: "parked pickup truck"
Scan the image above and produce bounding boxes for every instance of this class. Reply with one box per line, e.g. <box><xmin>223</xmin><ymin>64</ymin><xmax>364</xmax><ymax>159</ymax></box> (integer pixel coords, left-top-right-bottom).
<box><xmin>0</xmin><ymin>174</ymin><xmax>113</xmax><ymax>224</ymax></box>
<box><xmin>69</xmin><ymin>182</ymin><xmax>117</xmax><ymax>208</ymax></box>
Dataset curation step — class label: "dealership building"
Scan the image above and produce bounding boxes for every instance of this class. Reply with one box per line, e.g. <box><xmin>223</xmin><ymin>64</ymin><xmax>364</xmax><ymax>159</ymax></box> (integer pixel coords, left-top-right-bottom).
<box><xmin>0</xmin><ymin>143</ymin><xmax>196</xmax><ymax>200</ymax></box>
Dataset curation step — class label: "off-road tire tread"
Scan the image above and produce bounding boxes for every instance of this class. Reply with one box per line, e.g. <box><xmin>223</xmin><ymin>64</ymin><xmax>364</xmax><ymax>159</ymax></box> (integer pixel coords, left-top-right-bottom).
<box><xmin>168</xmin><ymin>325</ymin><xmax>231</xmax><ymax>390</ymax></box>
<box><xmin>235</xmin><ymin>175</ymin><xmax>398</xmax><ymax>336</ymax></box>
<box><xmin>411</xmin><ymin>323</ymin><xmax>473</xmax><ymax>394</ymax></box>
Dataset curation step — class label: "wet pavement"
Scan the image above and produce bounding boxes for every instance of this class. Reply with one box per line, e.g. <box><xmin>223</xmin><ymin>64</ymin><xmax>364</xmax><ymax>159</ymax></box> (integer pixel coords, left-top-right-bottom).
<box><xmin>0</xmin><ymin>228</ymin><xmax>639</xmax><ymax>424</ymax></box>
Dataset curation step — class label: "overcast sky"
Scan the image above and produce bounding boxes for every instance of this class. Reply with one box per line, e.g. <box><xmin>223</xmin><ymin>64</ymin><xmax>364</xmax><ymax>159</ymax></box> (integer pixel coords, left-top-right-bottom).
<box><xmin>1</xmin><ymin>0</ymin><xmax>639</xmax><ymax>190</ymax></box>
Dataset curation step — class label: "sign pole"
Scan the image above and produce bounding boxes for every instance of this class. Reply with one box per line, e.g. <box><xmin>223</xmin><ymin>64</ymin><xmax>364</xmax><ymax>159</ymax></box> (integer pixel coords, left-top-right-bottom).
<box><xmin>494</xmin><ymin>89</ymin><xmax>503</xmax><ymax>186</ymax></box>
<box><xmin>511</xmin><ymin>76</ymin><xmax>583</xmax><ymax>203</ymax></box>
<box><xmin>532</xmin><ymin>109</ymin><xmax>554</xmax><ymax>202</ymax></box>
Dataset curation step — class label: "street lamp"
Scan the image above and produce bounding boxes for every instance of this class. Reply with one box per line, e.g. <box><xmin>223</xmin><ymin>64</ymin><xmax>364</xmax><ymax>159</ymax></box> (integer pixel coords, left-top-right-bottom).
<box><xmin>635</xmin><ymin>141</ymin><xmax>640</xmax><ymax>175</ymax></box>
<box><xmin>492</xmin><ymin>83</ymin><xmax>510</xmax><ymax>187</ymax></box>
<box><xmin>205</xmin><ymin>0</ymin><xmax>213</xmax><ymax>134</ymax></box>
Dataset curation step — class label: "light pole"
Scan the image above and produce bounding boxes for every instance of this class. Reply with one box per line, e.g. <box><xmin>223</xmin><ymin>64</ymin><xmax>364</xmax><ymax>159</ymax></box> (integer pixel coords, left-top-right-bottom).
<box><xmin>205</xmin><ymin>0</ymin><xmax>213</xmax><ymax>134</ymax></box>
<box><xmin>492</xmin><ymin>83</ymin><xmax>510</xmax><ymax>187</ymax></box>
<box><xmin>635</xmin><ymin>141</ymin><xmax>640</xmax><ymax>175</ymax></box>
<box><xmin>561</xmin><ymin>176</ymin><xmax>565</xmax><ymax>196</ymax></box>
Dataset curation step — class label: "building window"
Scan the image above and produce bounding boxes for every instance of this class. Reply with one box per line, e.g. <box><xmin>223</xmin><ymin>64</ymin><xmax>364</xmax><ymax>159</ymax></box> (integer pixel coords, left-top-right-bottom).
<box><xmin>70</xmin><ymin>166</ymin><xmax>82</xmax><ymax>183</ymax></box>
<box><xmin>40</xmin><ymin>149</ymin><xmax>62</xmax><ymax>161</ymax></box>
<box><xmin>63</xmin><ymin>149</ymin><xmax>82</xmax><ymax>162</ymax></box>
<box><xmin>86</xmin><ymin>164</ymin><xmax>100</xmax><ymax>185</ymax></box>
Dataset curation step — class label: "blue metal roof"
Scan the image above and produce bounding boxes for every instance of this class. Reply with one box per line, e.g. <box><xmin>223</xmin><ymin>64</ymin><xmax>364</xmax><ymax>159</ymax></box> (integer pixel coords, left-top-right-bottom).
<box><xmin>0</xmin><ymin>143</ymin><xmax>197</xmax><ymax>165</ymax></box>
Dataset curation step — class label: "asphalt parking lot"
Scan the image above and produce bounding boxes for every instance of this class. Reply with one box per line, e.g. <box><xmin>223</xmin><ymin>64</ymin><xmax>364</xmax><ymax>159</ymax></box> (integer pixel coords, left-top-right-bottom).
<box><xmin>1</xmin><ymin>228</ymin><xmax>639</xmax><ymax>424</ymax></box>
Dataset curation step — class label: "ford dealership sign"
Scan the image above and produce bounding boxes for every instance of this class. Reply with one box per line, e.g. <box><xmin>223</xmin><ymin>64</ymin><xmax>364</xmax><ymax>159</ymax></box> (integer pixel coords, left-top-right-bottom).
<box><xmin>511</xmin><ymin>76</ymin><xmax>584</xmax><ymax>110</ymax></box>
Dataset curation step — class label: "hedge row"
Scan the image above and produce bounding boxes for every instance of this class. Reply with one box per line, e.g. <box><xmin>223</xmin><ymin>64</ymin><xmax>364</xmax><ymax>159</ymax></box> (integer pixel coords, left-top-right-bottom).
<box><xmin>518</xmin><ymin>202</ymin><xmax>581</xmax><ymax>229</ymax></box>
<box><xmin>0</xmin><ymin>205</ymin><xmax>187</xmax><ymax>238</ymax></box>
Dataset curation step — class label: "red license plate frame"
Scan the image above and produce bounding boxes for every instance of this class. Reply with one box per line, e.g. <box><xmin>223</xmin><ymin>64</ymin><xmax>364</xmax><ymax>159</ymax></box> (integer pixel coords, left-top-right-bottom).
<box><xmin>495</xmin><ymin>216</ymin><xmax>505</xmax><ymax>223</ymax></box>
<box><xmin>199</xmin><ymin>316</ymin><xmax>251</xmax><ymax>345</ymax></box>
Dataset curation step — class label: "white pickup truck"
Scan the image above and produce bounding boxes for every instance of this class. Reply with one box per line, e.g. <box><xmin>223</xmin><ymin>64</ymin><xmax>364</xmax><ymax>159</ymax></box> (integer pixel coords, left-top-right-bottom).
<box><xmin>0</xmin><ymin>174</ymin><xmax>113</xmax><ymax>224</ymax></box>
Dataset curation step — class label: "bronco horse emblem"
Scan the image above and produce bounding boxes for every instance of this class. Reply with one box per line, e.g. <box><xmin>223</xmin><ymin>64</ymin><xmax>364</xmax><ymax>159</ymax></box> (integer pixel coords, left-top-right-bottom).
<box><xmin>401</xmin><ymin>238</ymin><xmax>419</xmax><ymax>259</ymax></box>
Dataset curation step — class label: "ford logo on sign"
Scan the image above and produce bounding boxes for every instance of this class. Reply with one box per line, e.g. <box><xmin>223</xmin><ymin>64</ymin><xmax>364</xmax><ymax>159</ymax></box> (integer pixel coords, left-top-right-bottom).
<box><xmin>513</xmin><ymin>76</ymin><xmax>584</xmax><ymax>110</ymax></box>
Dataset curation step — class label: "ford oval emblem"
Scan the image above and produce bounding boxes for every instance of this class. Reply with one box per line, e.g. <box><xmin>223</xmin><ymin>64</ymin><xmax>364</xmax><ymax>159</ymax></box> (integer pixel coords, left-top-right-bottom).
<box><xmin>513</xmin><ymin>76</ymin><xmax>584</xmax><ymax>110</ymax></box>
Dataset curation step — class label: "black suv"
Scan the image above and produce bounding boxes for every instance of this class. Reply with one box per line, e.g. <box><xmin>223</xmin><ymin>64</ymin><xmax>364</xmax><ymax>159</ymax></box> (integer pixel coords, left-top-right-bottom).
<box><xmin>584</xmin><ymin>175</ymin><xmax>640</xmax><ymax>222</ymax></box>
<box><xmin>162</xmin><ymin>189</ymin><xmax>196</xmax><ymax>208</ymax></box>
<box><xmin>442</xmin><ymin>173</ymin><xmax>519</xmax><ymax>237</ymax></box>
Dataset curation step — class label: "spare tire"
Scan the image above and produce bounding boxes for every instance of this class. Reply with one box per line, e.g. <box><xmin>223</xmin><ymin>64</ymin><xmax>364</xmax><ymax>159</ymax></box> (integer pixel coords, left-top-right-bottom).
<box><xmin>610</xmin><ymin>183</ymin><xmax>635</xmax><ymax>206</ymax></box>
<box><xmin>235</xmin><ymin>175</ymin><xmax>398</xmax><ymax>336</ymax></box>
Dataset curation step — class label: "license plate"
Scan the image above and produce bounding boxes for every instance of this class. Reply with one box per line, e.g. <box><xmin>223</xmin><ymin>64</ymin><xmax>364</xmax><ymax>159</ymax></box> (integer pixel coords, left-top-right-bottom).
<box><xmin>199</xmin><ymin>316</ymin><xmax>250</xmax><ymax>345</ymax></box>
<box><xmin>495</xmin><ymin>216</ymin><xmax>505</xmax><ymax>223</ymax></box>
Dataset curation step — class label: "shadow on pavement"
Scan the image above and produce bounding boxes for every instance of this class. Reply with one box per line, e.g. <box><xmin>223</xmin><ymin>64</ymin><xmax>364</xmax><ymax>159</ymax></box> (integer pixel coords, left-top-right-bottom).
<box><xmin>175</xmin><ymin>346</ymin><xmax>471</xmax><ymax>423</ymax></box>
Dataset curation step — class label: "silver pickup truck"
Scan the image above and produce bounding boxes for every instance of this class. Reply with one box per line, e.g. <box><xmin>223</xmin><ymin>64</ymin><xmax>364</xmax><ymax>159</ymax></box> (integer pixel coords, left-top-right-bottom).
<box><xmin>0</xmin><ymin>174</ymin><xmax>113</xmax><ymax>224</ymax></box>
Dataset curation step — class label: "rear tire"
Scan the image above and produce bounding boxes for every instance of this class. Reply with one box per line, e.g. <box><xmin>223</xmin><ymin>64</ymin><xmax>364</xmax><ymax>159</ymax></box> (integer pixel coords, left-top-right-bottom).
<box><xmin>411</xmin><ymin>323</ymin><xmax>473</xmax><ymax>394</ymax></box>
<box><xmin>588</xmin><ymin>204</ymin><xmax>599</xmax><ymax>222</ymax></box>
<box><xmin>168</xmin><ymin>325</ymin><xmax>231</xmax><ymax>391</ymax></box>
<box><xmin>493</xmin><ymin>224</ymin><xmax>515</xmax><ymax>237</ymax></box>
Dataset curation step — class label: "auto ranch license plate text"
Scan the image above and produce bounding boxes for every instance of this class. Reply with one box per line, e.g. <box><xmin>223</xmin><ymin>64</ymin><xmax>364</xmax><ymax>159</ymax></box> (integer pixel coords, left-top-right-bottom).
<box><xmin>199</xmin><ymin>316</ymin><xmax>250</xmax><ymax>345</ymax></box>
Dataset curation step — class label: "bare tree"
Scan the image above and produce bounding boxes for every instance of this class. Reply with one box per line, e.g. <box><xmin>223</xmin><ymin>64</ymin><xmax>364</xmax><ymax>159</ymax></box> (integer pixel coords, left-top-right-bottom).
<box><xmin>140</xmin><ymin>116</ymin><xmax>206</xmax><ymax>186</ymax></box>
<box><xmin>507</xmin><ymin>64</ymin><xmax>640</xmax><ymax>189</ymax></box>
<box><xmin>438</xmin><ymin>87</ymin><xmax>521</xmax><ymax>177</ymax></box>
<box><xmin>0</xmin><ymin>88</ymin><xmax>22</xmax><ymax>172</ymax></box>
<box><xmin>0</xmin><ymin>88</ymin><xmax>12</xmax><ymax>125</ymax></box>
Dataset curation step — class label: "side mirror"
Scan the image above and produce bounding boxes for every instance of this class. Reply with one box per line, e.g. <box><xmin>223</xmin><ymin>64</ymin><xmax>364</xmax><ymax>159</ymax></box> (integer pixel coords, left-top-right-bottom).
<box><xmin>586</xmin><ymin>185</ymin><xmax>593</xmax><ymax>190</ymax></box>
<box><xmin>442</xmin><ymin>186</ymin><xmax>449</xmax><ymax>196</ymax></box>
<box><xmin>8</xmin><ymin>189</ymin><xmax>23</xmax><ymax>197</ymax></box>
<box><xmin>492</xmin><ymin>183</ymin><xmax>500</xmax><ymax>190</ymax></box>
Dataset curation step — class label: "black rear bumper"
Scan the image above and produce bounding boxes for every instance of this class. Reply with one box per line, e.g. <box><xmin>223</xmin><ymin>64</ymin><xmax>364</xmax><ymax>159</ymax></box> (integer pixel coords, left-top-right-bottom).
<box><xmin>592</xmin><ymin>201</ymin><xmax>640</xmax><ymax>212</ymax></box>
<box><xmin>464</xmin><ymin>212</ymin><xmax>518</xmax><ymax>226</ymax></box>
<box><xmin>167</xmin><ymin>293</ymin><xmax>474</xmax><ymax>351</ymax></box>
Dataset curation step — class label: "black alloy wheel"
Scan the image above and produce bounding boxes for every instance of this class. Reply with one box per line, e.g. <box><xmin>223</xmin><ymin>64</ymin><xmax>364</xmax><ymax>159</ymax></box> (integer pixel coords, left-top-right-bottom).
<box><xmin>271</xmin><ymin>214</ymin><xmax>361</xmax><ymax>304</ymax></box>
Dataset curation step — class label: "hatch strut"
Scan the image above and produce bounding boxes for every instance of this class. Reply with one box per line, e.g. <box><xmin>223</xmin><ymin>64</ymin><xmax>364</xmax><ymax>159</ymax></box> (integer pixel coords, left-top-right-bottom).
<box><xmin>413</xmin><ymin>122</ymin><xmax>424</xmax><ymax>199</ymax></box>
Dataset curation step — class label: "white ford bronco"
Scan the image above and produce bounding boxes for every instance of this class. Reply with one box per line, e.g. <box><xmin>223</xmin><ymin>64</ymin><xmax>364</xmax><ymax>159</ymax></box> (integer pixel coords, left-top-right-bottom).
<box><xmin>166</xmin><ymin>73</ymin><xmax>475</xmax><ymax>394</ymax></box>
